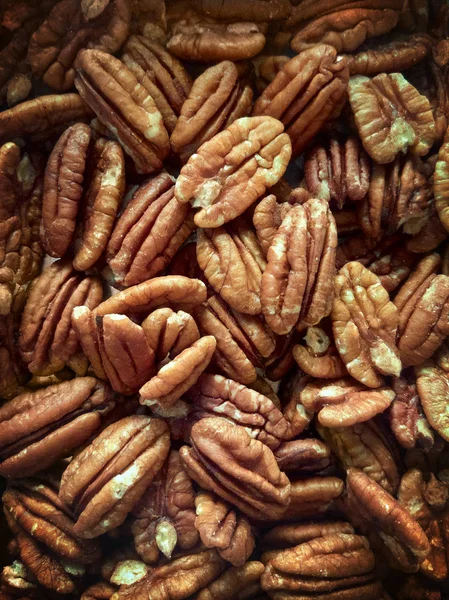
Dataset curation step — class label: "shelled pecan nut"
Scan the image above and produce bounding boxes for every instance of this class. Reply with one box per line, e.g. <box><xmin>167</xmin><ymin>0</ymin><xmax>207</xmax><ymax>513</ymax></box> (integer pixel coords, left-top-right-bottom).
<box><xmin>194</xmin><ymin>561</ymin><xmax>264</xmax><ymax>600</ymax></box>
<box><xmin>416</xmin><ymin>346</ymin><xmax>449</xmax><ymax>442</ymax></box>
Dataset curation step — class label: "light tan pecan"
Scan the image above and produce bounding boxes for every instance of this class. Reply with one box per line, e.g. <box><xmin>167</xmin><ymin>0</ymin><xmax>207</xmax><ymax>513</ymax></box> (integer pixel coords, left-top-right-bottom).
<box><xmin>435</xmin><ymin>129</ymin><xmax>449</xmax><ymax>231</ymax></box>
<box><xmin>180</xmin><ymin>417</ymin><xmax>291</xmax><ymax>520</ymax></box>
<box><xmin>0</xmin><ymin>377</ymin><xmax>116</xmax><ymax>478</ymax></box>
<box><xmin>174</xmin><ymin>115</ymin><xmax>291</xmax><ymax>228</ymax></box>
<box><xmin>122</xmin><ymin>36</ymin><xmax>192</xmax><ymax>135</ymax></box>
<box><xmin>304</xmin><ymin>136</ymin><xmax>371</xmax><ymax>208</ymax></box>
<box><xmin>105</xmin><ymin>172</ymin><xmax>194</xmax><ymax>288</ymax></box>
<box><xmin>348</xmin><ymin>72</ymin><xmax>435</xmax><ymax>164</ymax></box>
<box><xmin>59</xmin><ymin>415</ymin><xmax>170</xmax><ymax>538</ymax></box>
<box><xmin>253</xmin><ymin>45</ymin><xmax>349</xmax><ymax>156</ymax></box>
<box><xmin>171</xmin><ymin>61</ymin><xmax>253</xmax><ymax>163</ymax></box>
<box><xmin>19</xmin><ymin>260</ymin><xmax>102</xmax><ymax>376</ymax></box>
<box><xmin>194</xmin><ymin>295</ymin><xmax>275</xmax><ymax>384</ymax></box>
<box><xmin>75</xmin><ymin>50</ymin><xmax>170</xmax><ymax>174</ymax></box>
<box><xmin>193</xmin><ymin>561</ymin><xmax>264</xmax><ymax>600</ymax></box>
<box><xmin>416</xmin><ymin>346</ymin><xmax>449</xmax><ymax>442</ymax></box>
<box><xmin>332</xmin><ymin>261</ymin><xmax>401</xmax><ymax>388</ymax></box>
<box><xmin>196</xmin><ymin>219</ymin><xmax>266</xmax><ymax>315</ymax></box>
<box><xmin>194</xmin><ymin>491</ymin><xmax>255</xmax><ymax>567</ymax></box>
<box><xmin>261</xmin><ymin>197</ymin><xmax>337</xmax><ymax>335</ymax></box>
<box><xmin>131</xmin><ymin>450</ymin><xmax>198</xmax><ymax>564</ymax></box>
<box><xmin>28</xmin><ymin>0</ymin><xmax>130</xmax><ymax>91</ymax></box>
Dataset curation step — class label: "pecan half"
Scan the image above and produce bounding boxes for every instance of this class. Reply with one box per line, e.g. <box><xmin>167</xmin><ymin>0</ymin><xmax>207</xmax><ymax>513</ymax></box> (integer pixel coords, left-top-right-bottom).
<box><xmin>194</xmin><ymin>561</ymin><xmax>264</xmax><ymax>600</ymax></box>
<box><xmin>106</xmin><ymin>172</ymin><xmax>194</xmax><ymax>288</ymax></box>
<box><xmin>261</xmin><ymin>197</ymin><xmax>337</xmax><ymax>335</ymax></box>
<box><xmin>175</xmin><ymin>115</ymin><xmax>291</xmax><ymax>228</ymax></box>
<box><xmin>253</xmin><ymin>45</ymin><xmax>349</xmax><ymax>156</ymax></box>
<box><xmin>283</xmin><ymin>476</ymin><xmax>345</xmax><ymax>520</ymax></box>
<box><xmin>348</xmin><ymin>72</ymin><xmax>435</xmax><ymax>164</ymax></box>
<box><xmin>75</xmin><ymin>50</ymin><xmax>170</xmax><ymax>174</ymax></box>
<box><xmin>252</xmin><ymin>193</ymin><xmax>296</xmax><ymax>257</ymax></box>
<box><xmin>416</xmin><ymin>349</ymin><xmax>449</xmax><ymax>442</ymax></box>
<box><xmin>261</xmin><ymin>520</ymin><xmax>355</xmax><ymax>549</ymax></box>
<box><xmin>59</xmin><ymin>415</ymin><xmax>170</xmax><ymax>538</ymax></box>
<box><xmin>19</xmin><ymin>260</ymin><xmax>103</xmax><ymax>376</ymax></box>
<box><xmin>180</xmin><ymin>417</ymin><xmax>291</xmax><ymax>520</ymax></box>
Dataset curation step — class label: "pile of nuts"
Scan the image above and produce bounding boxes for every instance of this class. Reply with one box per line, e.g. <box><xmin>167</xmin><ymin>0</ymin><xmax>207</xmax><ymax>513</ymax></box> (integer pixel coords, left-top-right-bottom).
<box><xmin>1</xmin><ymin>0</ymin><xmax>449</xmax><ymax>598</ymax></box>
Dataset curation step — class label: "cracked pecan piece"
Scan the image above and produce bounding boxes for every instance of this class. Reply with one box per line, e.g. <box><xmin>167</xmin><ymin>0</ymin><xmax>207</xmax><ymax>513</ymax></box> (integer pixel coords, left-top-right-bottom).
<box><xmin>180</xmin><ymin>417</ymin><xmax>291</xmax><ymax>520</ymax></box>
<box><xmin>195</xmin><ymin>561</ymin><xmax>264</xmax><ymax>600</ymax></box>
<box><xmin>194</xmin><ymin>295</ymin><xmax>275</xmax><ymax>384</ymax></box>
<box><xmin>171</xmin><ymin>61</ymin><xmax>253</xmax><ymax>163</ymax></box>
<box><xmin>304</xmin><ymin>136</ymin><xmax>370</xmax><ymax>208</ymax></box>
<box><xmin>332</xmin><ymin>261</ymin><xmax>401</xmax><ymax>388</ymax></box>
<box><xmin>293</xmin><ymin>326</ymin><xmax>348</xmax><ymax>379</ymax></box>
<box><xmin>28</xmin><ymin>0</ymin><xmax>130</xmax><ymax>91</ymax></box>
<box><xmin>253</xmin><ymin>45</ymin><xmax>349</xmax><ymax>157</ymax></box>
<box><xmin>0</xmin><ymin>377</ymin><xmax>115</xmax><ymax>478</ymax></box>
<box><xmin>416</xmin><ymin>346</ymin><xmax>449</xmax><ymax>442</ymax></box>
<box><xmin>122</xmin><ymin>36</ymin><xmax>191</xmax><ymax>135</ymax></box>
<box><xmin>194</xmin><ymin>491</ymin><xmax>255</xmax><ymax>567</ymax></box>
<box><xmin>19</xmin><ymin>260</ymin><xmax>103</xmax><ymax>376</ymax></box>
<box><xmin>131</xmin><ymin>449</ymin><xmax>198</xmax><ymax>564</ymax></box>
<box><xmin>106</xmin><ymin>172</ymin><xmax>194</xmax><ymax>288</ymax></box>
<box><xmin>197</xmin><ymin>219</ymin><xmax>266</xmax><ymax>315</ymax></box>
<box><xmin>75</xmin><ymin>49</ymin><xmax>170</xmax><ymax>174</ymax></box>
<box><xmin>3</xmin><ymin>477</ymin><xmax>101</xmax><ymax>595</ymax></box>
<box><xmin>261</xmin><ymin>197</ymin><xmax>337</xmax><ymax>335</ymax></box>
<box><xmin>59</xmin><ymin>415</ymin><xmax>170</xmax><ymax>538</ymax></box>
<box><xmin>175</xmin><ymin>115</ymin><xmax>291</xmax><ymax>228</ymax></box>
<box><xmin>348</xmin><ymin>72</ymin><xmax>435</xmax><ymax>164</ymax></box>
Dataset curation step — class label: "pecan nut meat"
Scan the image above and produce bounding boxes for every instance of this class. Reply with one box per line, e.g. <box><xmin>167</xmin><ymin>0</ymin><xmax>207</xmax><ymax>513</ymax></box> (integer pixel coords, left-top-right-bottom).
<box><xmin>174</xmin><ymin>115</ymin><xmax>291</xmax><ymax>228</ymax></box>
<box><xmin>194</xmin><ymin>0</ymin><xmax>291</xmax><ymax>21</ymax></box>
<box><xmin>415</xmin><ymin>346</ymin><xmax>449</xmax><ymax>443</ymax></box>
<box><xmin>194</xmin><ymin>561</ymin><xmax>264</xmax><ymax>600</ymax></box>
<box><xmin>435</xmin><ymin>130</ymin><xmax>449</xmax><ymax>231</ymax></box>
<box><xmin>59</xmin><ymin>415</ymin><xmax>170</xmax><ymax>538</ymax></box>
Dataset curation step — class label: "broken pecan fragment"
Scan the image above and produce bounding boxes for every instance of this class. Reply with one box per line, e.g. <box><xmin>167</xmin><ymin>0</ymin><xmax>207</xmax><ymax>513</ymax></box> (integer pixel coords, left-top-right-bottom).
<box><xmin>19</xmin><ymin>260</ymin><xmax>103</xmax><ymax>376</ymax></box>
<box><xmin>253</xmin><ymin>45</ymin><xmax>349</xmax><ymax>156</ymax></box>
<box><xmin>28</xmin><ymin>0</ymin><xmax>130</xmax><ymax>91</ymax></box>
<box><xmin>0</xmin><ymin>377</ymin><xmax>115</xmax><ymax>477</ymax></box>
<box><xmin>332</xmin><ymin>261</ymin><xmax>401</xmax><ymax>388</ymax></box>
<box><xmin>175</xmin><ymin>115</ymin><xmax>291</xmax><ymax>228</ymax></box>
<box><xmin>131</xmin><ymin>449</ymin><xmax>198</xmax><ymax>564</ymax></box>
<box><xmin>293</xmin><ymin>326</ymin><xmax>347</xmax><ymax>379</ymax></box>
<box><xmin>261</xmin><ymin>197</ymin><xmax>337</xmax><ymax>335</ymax></box>
<box><xmin>59</xmin><ymin>415</ymin><xmax>170</xmax><ymax>538</ymax></box>
<box><xmin>106</xmin><ymin>172</ymin><xmax>194</xmax><ymax>288</ymax></box>
<box><xmin>348</xmin><ymin>72</ymin><xmax>435</xmax><ymax>164</ymax></box>
<box><xmin>75</xmin><ymin>50</ymin><xmax>170</xmax><ymax>174</ymax></box>
<box><xmin>180</xmin><ymin>417</ymin><xmax>291</xmax><ymax>520</ymax></box>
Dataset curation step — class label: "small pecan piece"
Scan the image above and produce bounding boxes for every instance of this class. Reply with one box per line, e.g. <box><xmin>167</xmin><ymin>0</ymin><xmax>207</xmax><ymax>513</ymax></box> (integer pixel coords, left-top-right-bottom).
<box><xmin>75</xmin><ymin>50</ymin><xmax>170</xmax><ymax>174</ymax></box>
<box><xmin>197</xmin><ymin>219</ymin><xmax>266</xmax><ymax>315</ymax></box>
<box><xmin>332</xmin><ymin>261</ymin><xmax>401</xmax><ymax>388</ymax></box>
<box><xmin>0</xmin><ymin>377</ymin><xmax>115</xmax><ymax>477</ymax></box>
<box><xmin>390</xmin><ymin>375</ymin><xmax>434</xmax><ymax>450</ymax></box>
<box><xmin>19</xmin><ymin>260</ymin><xmax>103</xmax><ymax>376</ymax></box>
<box><xmin>293</xmin><ymin>327</ymin><xmax>348</xmax><ymax>379</ymax></box>
<box><xmin>261</xmin><ymin>197</ymin><xmax>337</xmax><ymax>335</ymax></box>
<box><xmin>175</xmin><ymin>115</ymin><xmax>291</xmax><ymax>228</ymax></box>
<box><xmin>180</xmin><ymin>417</ymin><xmax>291</xmax><ymax>520</ymax></box>
<box><xmin>194</xmin><ymin>491</ymin><xmax>255</xmax><ymax>567</ymax></box>
<box><xmin>59</xmin><ymin>415</ymin><xmax>170</xmax><ymax>538</ymax></box>
<box><xmin>106</xmin><ymin>172</ymin><xmax>194</xmax><ymax>287</ymax></box>
<box><xmin>348</xmin><ymin>72</ymin><xmax>435</xmax><ymax>164</ymax></box>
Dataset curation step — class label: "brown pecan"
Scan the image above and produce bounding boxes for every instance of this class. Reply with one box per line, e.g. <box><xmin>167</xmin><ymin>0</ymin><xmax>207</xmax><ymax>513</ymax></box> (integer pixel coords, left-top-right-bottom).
<box><xmin>261</xmin><ymin>197</ymin><xmax>337</xmax><ymax>335</ymax></box>
<box><xmin>194</xmin><ymin>561</ymin><xmax>264</xmax><ymax>600</ymax></box>
<box><xmin>367</xmin><ymin>244</ymin><xmax>418</xmax><ymax>292</ymax></box>
<box><xmin>19</xmin><ymin>260</ymin><xmax>103</xmax><ymax>376</ymax></box>
<box><xmin>274</xmin><ymin>438</ymin><xmax>331</xmax><ymax>473</ymax></box>
<box><xmin>109</xmin><ymin>549</ymin><xmax>226</xmax><ymax>600</ymax></box>
<box><xmin>167</xmin><ymin>12</ymin><xmax>266</xmax><ymax>63</ymax></box>
<box><xmin>75</xmin><ymin>50</ymin><xmax>170</xmax><ymax>174</ymax></box>
<box><xmin>0</xmin><ymin>314</ymin><xmax>27</xmax><ymax>399</ymax></box>
<box><xmin>253</xmin><ymin>45</ymin><xmax>349</xmax><ymax>156</ymax></box>
<box><xmin>390</xmin><ymin>375</ymin><xmax>434</xmax><ymax>450</ymax></box>
<box><xmin>317</xmin><ymin>420</ymin><xmax>400</xmax><ymax>493</ymax></box>
<box><xmin>141</xmin><ymin>307</ymin><xmax>200</xmax><ymax>362</ymax></box>
<box><xmin>277</xmin><ymin>369</ymin><xmax>313</xmax><ymax>434</ymax></box>
<box><xmin>194</xmin><ymin>491</ymin><xmax>255</xmax><ymax>567</ymax></box>
<box><xmin>59</xmin><ymin>415</ymin><xmax>170</xmax><ymax>538</ymax></box>
<box><xmin>196</xmin><ymin>219</ymin><xmax>266</xmax><ymax>315</ymax></box>
<box><xmin>261</xmin><ymin>520</ymin><xmax>355</xmax><ymax>549</ymax></box>
<box><xmin>131</xmin><ymin>450</ymin><xmax>198</xmax><ymax>563</ymax></box>
<box><xmin>194</xmin><ymin>295</ymin><xmax>275</xmax><ymax>384</ymax></box>
<box><xmin>253</xmin><ymin>193</ymin><xmax>295</xmax><ymax>256</ymax></box>
<box><xmin>255</xmin><ymin>55</ymin><xmax>289</xmax><ymax>95</ymax></box>
<box><xmin>293</xmin><ymin>326</ymin><xmax>348</xmax><ymax>379</ymax></box>
<box><xmin>0</xmin><ymin>560</ymin><xmax>36</xmax><ymax>596</ymax></box>
<box><xmin>0</xmin><ymin>94</ymin><xmax>93</xmax><ymax>144</ymax></box>
<box><xmin>174</xmin><ymin>115</ymin><xmax>291</xmax><ymax>228</ymax></box>
<box><xmin>392</xmin><ymin>573</ymin><xmax>442</xmax><ymax>600</ymax></box>
<box><xmin>28</xmin><ymin>0</ymin><xmax>130</xmax><ymax>91</ymax></box>
<box><xmin>194</xmin><ymin>0</ymin><xmax>291</xmax><ymax>21</ymax></box>
<box><xmin>122</xmin><ymin>36</ymin><xmax>192</xmax><ymax>135</ymax></box>
<box><xmin>348</xmin><ymin>72</ymin><xmax>435</xmax><ymax>164</ymax></box>
<box><xmin>3</xmin><ymin>477</ymin><xmax>101</xmax><ymax>594</ymax></box>
<box><xmin>406</xmin><ymin>203</ymin><xmax>448</xmax><ymax>253</ymax></box>
<box><xmin>282</xmin><ymin>476</ymin><xmax>344</xmax><ymax>520</ymax></box>
<box><xmin>105</xmin><ymin>172</ymin><xmax>194</xmax><ymax>288</ymax></box>
<box><xmin>180</xmin><ymin>417</ymin><xmax>291</xmax><ymax>520</ymax></box>
<box><xmin>82</xmin><ymin>581</ymin><xmax>117</xmax><ymax>600</ymax></box>
<box><xmin>332</xmin><ymin>261</ymin><xmax>401</xmax><ymax>388</ymax></box>
<box><xmin>435</xmin><ymin>130</ymin><xmax>449</xmax><ymax>231</ymax></box>
<box><xmin>416</xmin><ymin>350</ymin><xmax>449</xmax><ymax>443</ymax></box>
<box><xmin>171</xmin><ymin>61</ymin><xmax>253</xmax><ymax>163</ymax></box>
<box><xmin>304</xmin><ymin>137</ymin><xmax>370</xmax><ymax>209</ymax></box>
<box><xmin>0</xmin><ymin>377</ymin><xmax>115</xmax><ymax>478</ymax></box>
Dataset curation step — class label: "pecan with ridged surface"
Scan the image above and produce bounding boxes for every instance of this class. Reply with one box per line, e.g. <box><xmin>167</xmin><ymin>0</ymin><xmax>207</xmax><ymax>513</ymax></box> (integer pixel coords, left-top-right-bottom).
<box><xmin>435</xmin><ymin>130</ymin><xmax>449</xmax><ymax>231</ymax></box>
<box><xmin>293</xmin><ymin>326</ymin><xmax>348</xmax><ymax>379</ymax></box>
<box><xmin>416</xmin><ymin>345</ymin><xmax>449</xmax><ymax>442</ymax></box>
<box><xmin>194</xmin><ymin>0</ymin><xmax>291</xmax><ymax>21</ymax></box>
<box><xmin>194</xmin><ymin>561</ymin><xmax>264</xmax><ymax>600</ymax></box>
